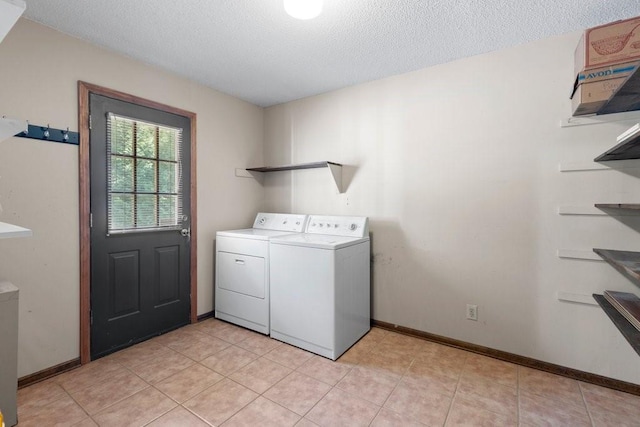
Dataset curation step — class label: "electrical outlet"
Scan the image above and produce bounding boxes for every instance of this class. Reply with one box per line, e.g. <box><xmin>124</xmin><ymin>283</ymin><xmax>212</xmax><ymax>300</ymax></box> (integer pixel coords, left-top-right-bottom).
<box><xmin>466</xmin><ymin>304</ymin><xmax>478</xmax><ymax>321</ymax></box>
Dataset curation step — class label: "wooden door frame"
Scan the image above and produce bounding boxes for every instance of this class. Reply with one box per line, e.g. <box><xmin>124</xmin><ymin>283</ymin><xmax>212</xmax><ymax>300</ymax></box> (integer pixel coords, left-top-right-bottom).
<box><xmin>78</xmin><ymin>81</ymin><xmax>198</xmax><ymax>364</ymax></box>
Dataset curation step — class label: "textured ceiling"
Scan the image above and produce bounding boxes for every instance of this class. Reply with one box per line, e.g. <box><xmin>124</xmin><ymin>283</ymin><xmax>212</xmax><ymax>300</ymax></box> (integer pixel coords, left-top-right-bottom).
<box><xmin>21</xmin><ymin>0</ymin><xmax>640</xmax><ymax>107</ymax></box>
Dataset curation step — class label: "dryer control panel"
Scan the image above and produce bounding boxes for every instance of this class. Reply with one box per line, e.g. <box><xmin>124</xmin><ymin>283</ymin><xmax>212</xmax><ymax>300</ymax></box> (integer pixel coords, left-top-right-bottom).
<box><xmin>305</xmin><ymin>215</ymin><xmax>369</xmax><ymax>237</ymax></box>
<box><xmin>252</xmin><ymin>212</ymin><xmax>307</xmax><ymax>232</ymax></box>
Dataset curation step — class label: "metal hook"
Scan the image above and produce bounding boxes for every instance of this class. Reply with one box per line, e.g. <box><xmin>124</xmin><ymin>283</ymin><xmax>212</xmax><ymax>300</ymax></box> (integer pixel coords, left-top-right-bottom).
<box><xmin>63</xmin><ymin>127</ymin><xmax>69</xmax><ymax>141</ymax></box>
<box><xmin>43</xmin><ymin>124</ymin><xmax>50</xmax><ymax>139</ymax></box>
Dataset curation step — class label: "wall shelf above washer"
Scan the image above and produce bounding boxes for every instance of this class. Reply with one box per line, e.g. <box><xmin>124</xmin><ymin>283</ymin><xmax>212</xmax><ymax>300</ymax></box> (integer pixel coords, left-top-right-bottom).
<box><xmin>246</xmin><ymin>161</ymin><xmax>343</xmax><ymax>193</ymax></box>
<box><xmin>247</xmin><ymin>161</ymin><xmax>341</xmax><ymax>172</ymax></box>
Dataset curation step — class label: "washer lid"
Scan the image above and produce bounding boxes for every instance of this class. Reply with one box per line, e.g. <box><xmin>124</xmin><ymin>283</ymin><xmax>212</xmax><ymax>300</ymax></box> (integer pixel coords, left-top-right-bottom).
<box><xmin>217</xmin><ymin>228</ymin><xmax>301</xmax><ymax>240</ymax></box>
<box><xmin>270</xmin><ymin>233</ymin><xmax>369</xmax><ymax>249</ymax></box>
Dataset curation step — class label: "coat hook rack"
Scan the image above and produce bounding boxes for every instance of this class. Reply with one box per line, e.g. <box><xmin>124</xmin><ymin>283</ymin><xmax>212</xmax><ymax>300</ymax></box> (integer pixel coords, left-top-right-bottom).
<box><xmin>14</xmin><ymin>121</ymin><xmax>79</xmax><ymax>145</ymax></box>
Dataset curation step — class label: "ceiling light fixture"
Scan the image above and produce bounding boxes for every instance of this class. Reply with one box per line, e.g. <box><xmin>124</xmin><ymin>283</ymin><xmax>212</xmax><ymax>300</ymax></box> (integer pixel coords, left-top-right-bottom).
<box><xmin>283</xmin><ymin>0</ymin><xmax>323</xmax><ymax>20</ymax></box>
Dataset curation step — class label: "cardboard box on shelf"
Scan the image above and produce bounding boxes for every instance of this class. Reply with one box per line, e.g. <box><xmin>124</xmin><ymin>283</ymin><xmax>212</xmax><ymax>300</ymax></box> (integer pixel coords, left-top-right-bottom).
<box><xmin>571</xmin><ymin>77</ymin><xmax>626</xmax><ymax>116</ymax></box>
<box><xmin>576</xmin><ymin>60</ymin><xmax>639</xmax><ymax>85</ymax></box>
<box><xmin>571</xmin><ymin>60</ymin><xmax>639</xmax><ymax>103</ymax></box>
<box><xmin>575</xmin><ymin>16</ymin><xmax>640</xmax><ymax>74</ymax></box>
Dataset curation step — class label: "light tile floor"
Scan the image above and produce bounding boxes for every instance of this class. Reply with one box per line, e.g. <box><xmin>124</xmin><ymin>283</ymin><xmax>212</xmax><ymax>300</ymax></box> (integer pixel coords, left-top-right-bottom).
<box><xmin>16</xmin><ymin>319</ymin><xmax>640</xmax><ymax>426</ymax></box>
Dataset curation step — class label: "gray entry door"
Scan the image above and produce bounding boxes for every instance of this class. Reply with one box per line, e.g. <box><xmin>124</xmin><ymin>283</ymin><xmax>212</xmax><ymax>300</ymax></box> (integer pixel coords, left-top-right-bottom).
<box><xmin>90</xmin><ymin>94</ymin><xmax>191</xmax><ymax>359</ymax></box>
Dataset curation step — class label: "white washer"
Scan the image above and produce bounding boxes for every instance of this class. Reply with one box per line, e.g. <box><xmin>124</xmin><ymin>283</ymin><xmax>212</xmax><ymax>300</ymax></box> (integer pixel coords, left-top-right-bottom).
<box><xmin>215</xmin><ymin>213</ymin><xmax>307</xmax><ymax>334</ymax></box>
<box><xmin>269</xmin><ymin>215</ymin><xmax>370</xmax><ymax>360</ymax></box>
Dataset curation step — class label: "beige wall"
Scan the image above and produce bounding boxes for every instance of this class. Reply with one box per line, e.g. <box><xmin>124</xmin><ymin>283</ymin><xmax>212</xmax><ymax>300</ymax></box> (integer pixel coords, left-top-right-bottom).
<box><xmin>0</xmin><ymin>19</ymin><xmax>264</xmax><ymax>377</ymax></box>
<box><xmin>3</xmin><ymin>18</ymin><xmax>640</xmax><ymax>385</ymax></box>
<box><xmin>264</xmin><ymin>33</ymin><xmax>640</xmax><ymax>384</ymax></box>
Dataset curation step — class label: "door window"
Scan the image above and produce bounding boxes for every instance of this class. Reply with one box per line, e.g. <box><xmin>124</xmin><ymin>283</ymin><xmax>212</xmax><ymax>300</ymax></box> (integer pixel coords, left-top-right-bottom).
<box><xmin>106</xmin><ymin>113</ymin><xmax>183</xmax><ymax>234</ymax></box>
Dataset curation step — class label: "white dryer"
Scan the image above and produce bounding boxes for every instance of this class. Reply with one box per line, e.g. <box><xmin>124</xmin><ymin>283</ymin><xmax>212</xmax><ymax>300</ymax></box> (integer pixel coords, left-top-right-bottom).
<box><xmin>269</xmin><ymin>215</ymin><xmax>370</xmax><ymax>360</ymax></box>
<box><xmin>215</xmin><ymin>213</ymin><xmax>307</xmax><ymax>334</ymax></box>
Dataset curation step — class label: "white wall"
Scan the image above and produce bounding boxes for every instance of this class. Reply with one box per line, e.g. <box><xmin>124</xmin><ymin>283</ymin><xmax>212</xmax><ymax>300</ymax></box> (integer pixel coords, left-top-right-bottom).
<box><xmin>0</xmin><ymin>19</ymin><xmax>264</xmax><ymax>377</ymax></box>
<box><xmin>264</xmin><ymin>32</ymin><xmax>640</xmax><ymax>385</ymax></box>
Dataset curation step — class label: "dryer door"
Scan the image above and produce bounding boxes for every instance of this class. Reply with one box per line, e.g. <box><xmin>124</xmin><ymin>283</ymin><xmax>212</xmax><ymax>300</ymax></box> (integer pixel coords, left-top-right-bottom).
<box><xmin>217</xmin><ymin>252</ymin><xmax>266</xmax><ymax>298</ymax></box>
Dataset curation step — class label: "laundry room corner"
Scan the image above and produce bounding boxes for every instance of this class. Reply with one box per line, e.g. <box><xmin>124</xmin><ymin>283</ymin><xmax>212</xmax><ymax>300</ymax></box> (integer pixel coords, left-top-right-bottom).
<box><xmin>262</xmin><ymin>31</ymin><xmax>640</xmax><ymax>385</ymax></box>
<box><xmin>0</xmin><ymin>18</ymin><xmax>265</xmax><ymax>378</ymax></box>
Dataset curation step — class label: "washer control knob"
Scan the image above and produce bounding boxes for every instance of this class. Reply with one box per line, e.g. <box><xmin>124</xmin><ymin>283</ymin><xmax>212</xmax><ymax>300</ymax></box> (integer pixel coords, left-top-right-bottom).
<box><xmin>319</xmin><ymin>223</ymin><xmax>324</xmax><ymax>227</ymax></box>
<box><xmin>296</xmin><ymin>221</ymin><xmax>300</xmax><ymax>225</ymax></box>
<box><xmin>283</xmin><ymin>220</ymin><xmax>287</xmax><ymax>224</ymax></box>
<box><xmin>334</xmin><ymin>224</ymin><xmax>339</xmax><ymax>228</ymax></box>
<box><xmin>349</xmin><ymin>223</ymin><xmax>357</xmax><ymax>231</ymax></box>
<box><xmin>259</xmin><ymin>218</ymin><xmax>266</xmax><ymax>225</ymax></box>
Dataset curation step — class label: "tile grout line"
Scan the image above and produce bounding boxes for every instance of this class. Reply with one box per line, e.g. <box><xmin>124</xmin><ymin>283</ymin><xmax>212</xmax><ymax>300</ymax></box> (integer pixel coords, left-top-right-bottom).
<box><xmin>180</xmin><ymin>404</ymin><xmax>216</xmax><ymax>427</ymax></box>
<box><xmin>517</xmin><ymin>367</ymin><xmax>522</xmax><ymax>426</ymax></box>
<box><xmin>298</xmin><ymin>391</ymin><xmax>329</xmax><ymax>424</ymax></box>
<box><xmin>51</xmin><ymin>360</ymin><xmax>153</xmax><ymax>423</ymax></box>
<box><xmin>441</xmin><ymin>352</ymin><xmax>470</xmax><ymax>426</ymax></box>
<box><xmin>258</xmin><ymin>390</ymin><xmax>307</xmax><ymax>423</ymax></box>
<box><xmin>57</xmin><ymin>386</ymin><xmax>92</xmax><ymax>426</ymax></box>
<box><xmin>577</xmin><ymin>382</ymin><xmax>596</xmax><ymax>427</ymax></box>
<box><xmin>16</xmin><ymin>382</ymin><xmax>71</xmax><ymax>422</ymax></box>
<box><xmin>515</xmin><ymin>364</ymin><xmax>520</xmax><ymax>425</ymax></box>
<box><xmin>517</xmin><ymin>370</ymin><xmax>594</xmax><ymax>411</ymax></box>
<box><xmin>292</xmin><ymin>340</ymin><xmax>377</xmax><ymax>424</ymax></box>
<box><xmin>177</xmin><ymin>361</ymin><xmax>260</xmax><ymax>425</ymax></box>
<box><xmin>187</xmin><ymin>321</ymin><xmax>263</xmax><ymax>425</ymax></box>
<box><xmin>241</xmin><ymin>366</ymin><xmax>330</xmax><ymax>423</ymax></box>
<box><xmin>303</xmin><ymin>369</ymin><xmax>336</xmax><ymax>421</ymax></box>
<box><xmin>363</xmin><ymin>333</ymin><xmax>403</xmax><ymax>425</ymax></box>
<box><xmin>374</xmin><ymin>355</ymin><xmax>413</xmax><ymax>424</ymax></box>
<box><xmin>138</xmin><ymin>389</ymin><xmax>178</xmax><ymax>427</ymax></box>
<box><xmin>367</xmin><ymin>343</ymin><xmax>433</xmax><ymax>425</ymax></box>
<box><xmin>102</xmin><ymin>343</ymin><xmax>174</xmax><ymax>426</ymax></box>
<box><xmin>455</xmin><ymin>356</ymin><xmax>522</xmax><ymax>423</ymax></box>
<box><xmin>142</xmin><ymin>369</ymin><xmax>190</xmax><ymax>426</ymax></box>
<box><xmin>221</xmin><ymin>376</ymin><xmax>263</xmax><ymax>422</ymax></box>
<box><xmin>92</xmin><ymin>339</ymin><xmax>191</xmax><ymax>424</ymax></box>
<box><xmin>171</xmin><ymin>359</ymin><xmax>225</xmax><ymax>427</ymax></box>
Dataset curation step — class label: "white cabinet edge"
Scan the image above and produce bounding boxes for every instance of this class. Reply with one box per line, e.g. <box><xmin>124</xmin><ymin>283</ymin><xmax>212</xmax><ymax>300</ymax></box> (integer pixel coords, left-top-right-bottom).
<box><xmin>557</xmin><ymin>291</ymin><xmax>598</xmax><ymax>306</ymax></box>
<box><xmin>560</xmin><ymin>110</ymin><xmax>640</xmax><ymax>128</ymax></box>
<box><xmin>0</xmin><ymin>221</ymin><xmax>32</xmax><ymax>239</ymax></box>
<box><xmin>558</xmin><ymin>161</ymin><xmax>640</xmax><ymax>172</ymax></box>
<box><xmin>0</xmin><ymin>117</ymin><xmax>27</xmax><ymax>142</ymax></box>
<box><xmin>557</xmin><ymin>206</ymin><xmax>606</xmax><ymax>216</ymax></box>
<box><xmin>235</xmin><ymin>168</ymin><xmax>254</xmax><ymax>178</ymax></box>
<box><xmin>0</xmin><ymin>0</ymin><xmax>26</xmax><ymax>44</ymax></box>
<box><xmin>557</xmin><ymin>249</ymin><xmax>602</xmax><ymax>261</ymax></box>
<box><xmin>558</xmin><ymin>162</ymin><xmax>610</xmax><ymax>172</ymax></box>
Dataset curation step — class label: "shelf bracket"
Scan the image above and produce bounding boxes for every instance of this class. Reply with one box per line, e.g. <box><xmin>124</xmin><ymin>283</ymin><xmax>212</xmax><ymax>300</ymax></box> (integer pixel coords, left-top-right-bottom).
<box><xmin>326</xmin><ymin>162</ymin><xmax>343</xmax><ymax>193</ymax></box>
